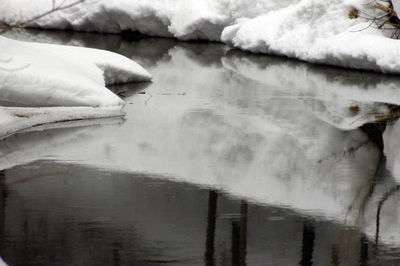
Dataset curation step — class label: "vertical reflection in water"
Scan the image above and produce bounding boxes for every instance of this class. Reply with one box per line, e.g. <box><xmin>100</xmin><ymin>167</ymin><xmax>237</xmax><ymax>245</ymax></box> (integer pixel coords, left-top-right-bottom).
<box><xmin>239</xmin><ymin>201</ymin><xmax>247</xmax><ymax>266</ymax></box>
<box><xmin>231</xmin><ymin>200</ymin><xmax>248</xmax><ymax>266</ymax></box>
<box><xmin>204</xmin><ymin>190</ymin><xmax>218</xmax><ymax>266</ymax></box>
<box><xmin>359</xmin><ymin>235</ymin><xmax>369</xmax><ymax>266</ymax></box>
<box><xmin>232</xmin><ymin>221</ymin><xmax>240</xmax><ymax>266</ymax></box>
<box><xmin>360</xmin><ymin>123</ymin><xmax>386</xmax><ymax>153</ymax></box>
<box><xmin>299</xmin><ymin>222</ymin><xmax>315</xmax><ymax>266</ymax></box>
<box><xmin>0</xmin><ymin>170</ymin><xmax>6</xmax><ymax>254</ymax></box>
<box><xmin>375</xmin><ymin>185</ymin><xmax>400</xmax><ymax>246</ymax></box>
<box><xmin>331</xmin><ymin>244</ymin><xmax>339</xmax><ymax>266</ymax></box>
<box><xmin>112</xmin><ymin>243</ymin><xmax>121</xmax><ymax>266</ymax></box>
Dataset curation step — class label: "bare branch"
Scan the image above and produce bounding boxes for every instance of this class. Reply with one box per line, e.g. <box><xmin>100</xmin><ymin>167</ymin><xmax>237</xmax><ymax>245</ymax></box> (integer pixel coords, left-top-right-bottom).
<box><xmin>0</xmin><ymin>0</ymin><xmax>85</xmax><ymax>34</ymax></box>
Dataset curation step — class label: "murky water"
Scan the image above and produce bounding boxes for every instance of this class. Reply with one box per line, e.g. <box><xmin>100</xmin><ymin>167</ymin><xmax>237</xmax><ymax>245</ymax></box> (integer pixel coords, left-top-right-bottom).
<box><xmin>2</xmin><ymin>30</ymin><xmax>400</xmax><ymax>265</ymax></box>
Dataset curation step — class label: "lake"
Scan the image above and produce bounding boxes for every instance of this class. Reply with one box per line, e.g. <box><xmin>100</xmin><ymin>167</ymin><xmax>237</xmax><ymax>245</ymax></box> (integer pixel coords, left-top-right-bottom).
<box><xmin>1</xmin><ymin>30</ymin><xmax>400</xmax><ymax>265</ymax></box>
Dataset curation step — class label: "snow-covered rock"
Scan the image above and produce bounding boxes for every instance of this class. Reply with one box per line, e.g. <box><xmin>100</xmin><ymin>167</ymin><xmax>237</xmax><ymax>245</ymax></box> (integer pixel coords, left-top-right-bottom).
<box><xmin>0</xmin><ymin>0</ymin><xmax>297</xmax><ymax>41</ymax></box>
<box><xmin>222</xmin><ymin>0</ymin><xmax>400</xmax><ymax>73</ymax></box>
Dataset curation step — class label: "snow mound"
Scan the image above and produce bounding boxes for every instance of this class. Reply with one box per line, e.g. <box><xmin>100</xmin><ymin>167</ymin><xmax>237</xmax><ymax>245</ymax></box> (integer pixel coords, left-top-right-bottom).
<box><xmin>0</xmin><ymin>36</ymin><xmax>151</xmax><ymax>138</ymax></box>
<box><xmin>0</xmin><ymin>0</ymin><xmax>297</xmax><ymax>41</ymax></box>
<box><xmin>0</xmin><ymin>36</ymin><xmax>151</xmax><ymax>107</ymax></box>
<box><xmin>222</xmin><ymin>0</ymin><xmax>400</xmax><ymax>73</ymax></box>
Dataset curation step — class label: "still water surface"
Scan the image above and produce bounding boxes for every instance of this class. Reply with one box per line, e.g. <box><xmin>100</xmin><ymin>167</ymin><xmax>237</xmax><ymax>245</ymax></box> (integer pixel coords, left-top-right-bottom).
<box><xmin>1</xmin><ymin>31</ymin><xmax>400</xmax><ymax>265</ymax></box>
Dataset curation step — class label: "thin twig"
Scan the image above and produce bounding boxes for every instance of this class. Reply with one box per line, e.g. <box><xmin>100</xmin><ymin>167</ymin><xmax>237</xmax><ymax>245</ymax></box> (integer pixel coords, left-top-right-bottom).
<box><xmin>0</xmin><ymin>0</ymin><xmax>85</xmax><ymax>34</ymax></box>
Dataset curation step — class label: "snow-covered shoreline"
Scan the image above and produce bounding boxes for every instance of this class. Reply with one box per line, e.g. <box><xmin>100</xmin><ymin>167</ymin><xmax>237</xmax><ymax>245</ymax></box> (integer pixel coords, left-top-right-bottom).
<box><xmin>2</xmin><ymin>0</ymin><xmax>400</xmax><ymax>73</ymax></box>
<box><xmin>0</xmin><ymin>35</ymin><xmax>151</xmax><ymax>139</ymax></box>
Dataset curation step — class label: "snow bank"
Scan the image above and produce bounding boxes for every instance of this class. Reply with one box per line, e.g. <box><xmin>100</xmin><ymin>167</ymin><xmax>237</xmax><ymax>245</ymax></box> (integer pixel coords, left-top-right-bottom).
<box><xmin>222</xmin><ymin>0</ymin><xmax>400</xmax><ymax>73</ymax></box>
<box><xmin>0</xmin><ymin>0</ymin><xmax>297</xmax><ymax>41</ymax></box>
<box><xmin>0</xmin><ymin>36</ymin><xmax>151</xmax><ymax>107</ymax></box>
<box><xmin>0</xmin><ymin>36</ymin><xmax>151</xmax><ymax>138</ymax></box>
<box><xmin>3</xmin><ymin>0</ymin><xmax>400</xmax><ymax>72</ymax></box>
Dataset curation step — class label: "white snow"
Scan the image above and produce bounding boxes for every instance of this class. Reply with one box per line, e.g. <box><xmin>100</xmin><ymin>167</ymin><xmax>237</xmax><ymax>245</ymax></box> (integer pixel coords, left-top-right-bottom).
<box><xmin>222</xmin><ymin>0</ymin><xmax>400</xmax><ymax>73</ymax></box>
<box><xmin>393</xmin><ymin>0</ymin><xmax>400</xmax><ymax>17</ymax></box>
<box><xmin>3</xmin><ymin>0</ymin><xmax>400</xmax><ymax>72</ymax></box>
<box><xmin>0</xmin><ymin>0</ymin><xmax>296</xmax><ymax>41</ymax></box>
<box><xmin>0</xmin><ymin>36</ymin><xmax>151</xmax><ymax>107</ymax></box>
<box><xmin>0</xmin><ymin>36</ymin><xmax>151</xmax><ymax>139</ymax></box>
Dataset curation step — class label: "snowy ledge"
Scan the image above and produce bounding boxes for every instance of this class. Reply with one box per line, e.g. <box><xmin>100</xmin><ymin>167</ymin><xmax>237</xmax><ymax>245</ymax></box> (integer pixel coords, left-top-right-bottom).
<box><xmin>3</xmin><ymin>0</ymin><xmax>400</xmax><ymax>73</ymax></box>
<box><xmin>0</xmin><ymin>36</ymin><xmax>151</xmax><ymax>139</ymax></box>
<box><xmin>222</xmin><ymin>0</ymin><xmax>400</xmax><ymax>74</ymax></box>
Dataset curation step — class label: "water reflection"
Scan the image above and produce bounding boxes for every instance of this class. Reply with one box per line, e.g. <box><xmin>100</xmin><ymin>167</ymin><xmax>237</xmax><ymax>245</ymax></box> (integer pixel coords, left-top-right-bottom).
<box><xmin>3</xmin><ymin>30</ymin><xmax>400</xmax><ymax>264</ymax></box>
<box><xmin>300</xmin><ymin>222</ymin><xmax>315</xmax><ymax>266</ymax></box>
<box><xmin>2</xmin><ymin>162</ymin><xmax>400</xmax><ymax>265</ymax></box>
<box><xmin>204</xmin><ymin>190</ymin><xmax>217</xmax><ymax>266</ymax></box>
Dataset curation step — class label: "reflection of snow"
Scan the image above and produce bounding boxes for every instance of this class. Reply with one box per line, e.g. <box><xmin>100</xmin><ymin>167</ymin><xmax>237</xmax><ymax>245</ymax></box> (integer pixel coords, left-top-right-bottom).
<box><xmin>0</xmin><ymin>41</ymin><xmax>383</xmax><ymax>239</ymax></box>
<box><xmin>221</xmin><ymin>52</ymin><xmax>400</xmax><ymax>130</ymax></box>
<box><xmin>2</xmin><ymin>33</ymin><xmax>400</xmax><ymax>249</ymax></box>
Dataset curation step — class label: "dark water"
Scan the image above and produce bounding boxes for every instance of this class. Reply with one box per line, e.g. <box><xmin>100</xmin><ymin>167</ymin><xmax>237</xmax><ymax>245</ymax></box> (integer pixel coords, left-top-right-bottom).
<box><xmin>2</xmin><ymin>30</ymin><xmax>400</xmax><ymax>265</ymax></box>
<box><xmin>0</xmin><ymin>161</ymin><xmax>394</xmax><ymax>266</ymax></box>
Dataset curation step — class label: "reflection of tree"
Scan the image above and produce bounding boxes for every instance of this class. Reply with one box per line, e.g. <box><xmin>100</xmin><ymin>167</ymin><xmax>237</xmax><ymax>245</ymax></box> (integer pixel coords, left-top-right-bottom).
<box><xmin>359</xmin><ymin>235</ymin><xmax>369</xmax><ymax>266</ymax></box>
<box><xmin>375</xmin><ymin>184</ymin><xmax>400</xmax><ymax>246</ymax></box>
<box><xmin>299</xmin><ymin>222</ymin><xmax>315</xmax><ymax>266</ymax></box>
<box><xmin>204</xmin><ymin>190</ymin><xmax>218</xmax><ymax>266</ymax></box>
<box><xmin>232</xmin><ymin>200</ymin><xmax>247</xmax><ymax>266</ymax></box>
<box><xmin>0</xmin><ymin>170</ymin><xmax>7</xmax><ymax>257</ymax></box>
<box><xmin>0</xmin><ymin>0</ymin><xmax>85</xmax><ymax>34</ymax></box>
<box><xmin>204</xmin><ymin>191</ymin><xmax>248</xmax><ymax>266</ymax></box>
<box><xmin>346</xmin><ymin>123</ymin><xmax>387</xmax><ymax>223</ymax></box>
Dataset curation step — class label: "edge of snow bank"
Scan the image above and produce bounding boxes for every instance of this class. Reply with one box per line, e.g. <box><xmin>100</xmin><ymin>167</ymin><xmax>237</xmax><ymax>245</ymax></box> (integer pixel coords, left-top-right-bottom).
<box><xmin>0</xmin><ymin>106</ymin><xmax>124</xmax><ymax>140</ymax></box>
<box><xmin>0</xmin><ymin>36</ymin><xmax>152</xmax><ymax>107</ymax></box>
<box><xmin>221</xmin><ymin>0</ymin><xmax>400</xmax><ymax>74</ymax></box>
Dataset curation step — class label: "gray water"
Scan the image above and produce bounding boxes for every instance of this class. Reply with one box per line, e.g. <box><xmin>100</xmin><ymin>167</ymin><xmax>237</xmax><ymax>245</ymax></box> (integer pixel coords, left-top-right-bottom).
<box><xmin>2</xmin><ymin>30</ymin><xmax>400</xmax><ymax>265</ymax></box>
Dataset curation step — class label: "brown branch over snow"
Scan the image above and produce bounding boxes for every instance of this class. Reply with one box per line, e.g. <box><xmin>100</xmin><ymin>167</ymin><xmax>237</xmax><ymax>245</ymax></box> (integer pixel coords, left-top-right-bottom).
<box><xmin>0</xmin><ymin>0</ymin><xmax>85</xmax><ymax>34</ymax></box>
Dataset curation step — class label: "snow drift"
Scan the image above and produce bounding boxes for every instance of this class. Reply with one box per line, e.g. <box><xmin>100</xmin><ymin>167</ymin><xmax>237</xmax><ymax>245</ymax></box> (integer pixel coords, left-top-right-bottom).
<box><xmin>222</xmin><ymin>0</ymin><xmax>400</xmax><ymax>73</ymax></box>
<box><xmin>0</xmin><ymin>0</ymin><xmax>296</xmax><ymax>41</ymax></box>
<box><xmin>4</xmin><ymin>0</ymin><xmax>400</xmax><ymax>72</ymax></box>
<box><xmin>0</xmin><ymin>36</ymin><xmax>151</xmax><ymax>138</ymax></box>
<box><xmin>0</xmin><ymin>36</ymin><xmax>151</xmax><ymax>107</ymax></box>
